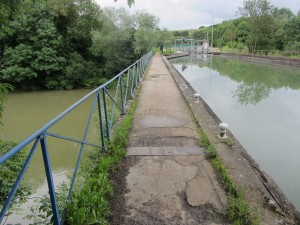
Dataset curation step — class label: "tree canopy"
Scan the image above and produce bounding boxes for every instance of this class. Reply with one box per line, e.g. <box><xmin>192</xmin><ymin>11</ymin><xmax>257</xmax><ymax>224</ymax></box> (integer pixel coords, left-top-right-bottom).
<box><xmin>0</xmin><ymin>0</ymin><xmax>160</xmax><ymax>90</ymax></box>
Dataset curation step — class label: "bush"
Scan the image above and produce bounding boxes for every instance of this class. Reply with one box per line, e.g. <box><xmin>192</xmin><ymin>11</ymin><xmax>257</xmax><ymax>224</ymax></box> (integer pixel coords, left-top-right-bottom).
<box><xmin>0</xmin><ymin>140</ymin><xmax>31</xmax><ymax>212</ymax></box>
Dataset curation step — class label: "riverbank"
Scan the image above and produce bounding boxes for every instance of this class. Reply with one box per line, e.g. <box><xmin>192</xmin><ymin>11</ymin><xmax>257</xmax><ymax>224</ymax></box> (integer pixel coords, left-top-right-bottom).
<box><xmin>216</xmin><ymin>52</ymin><xmax>300</xmax><ymax>67</ymax></box>
<box><xmin>163</xmin><ymin>54</ymin><xmax>300</xmax><ymax>224</ymax></box>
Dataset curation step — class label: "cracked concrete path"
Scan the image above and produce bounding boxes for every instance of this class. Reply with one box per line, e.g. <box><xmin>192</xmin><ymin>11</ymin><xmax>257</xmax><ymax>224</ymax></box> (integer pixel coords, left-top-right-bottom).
<box><xmin>118</xmin><ymin>54</ymin><xmax>228</xmax><ymax>225</ymax></box>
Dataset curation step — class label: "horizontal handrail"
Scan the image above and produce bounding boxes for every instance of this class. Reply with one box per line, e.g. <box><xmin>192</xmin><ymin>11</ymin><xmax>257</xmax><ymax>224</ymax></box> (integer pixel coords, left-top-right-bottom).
<box><xmin>0</xmin><ymin>51</ymin><xmax>153</xmax><ymax>224</ymax></box>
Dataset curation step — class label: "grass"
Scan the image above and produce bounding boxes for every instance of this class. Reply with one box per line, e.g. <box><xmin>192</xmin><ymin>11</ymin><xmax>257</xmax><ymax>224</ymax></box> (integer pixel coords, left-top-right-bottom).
<box><xmin>198</xmin><ymin>128</ymin><xmax>260</xmax><ymax>225</ymax></box>
<box><xmin>64</xmin><ymin>93</ymin><xmax>139</xmax><ymax>225</ymax></box>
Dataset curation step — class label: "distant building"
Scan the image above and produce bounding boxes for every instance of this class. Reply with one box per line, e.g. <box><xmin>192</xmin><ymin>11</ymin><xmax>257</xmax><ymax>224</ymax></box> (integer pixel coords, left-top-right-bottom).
<box><xmin>196</xmin><ymin>40</ymin><xmax>209</xmax><ymax>50</ymax></box>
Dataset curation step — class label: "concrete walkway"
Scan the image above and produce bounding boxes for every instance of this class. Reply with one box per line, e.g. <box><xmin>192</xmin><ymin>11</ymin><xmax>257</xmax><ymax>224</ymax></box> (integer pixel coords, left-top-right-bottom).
<box><xmin>118</xmin><ymin>54</ymin><xmax>227</xmax><ymax>225</ymax></box>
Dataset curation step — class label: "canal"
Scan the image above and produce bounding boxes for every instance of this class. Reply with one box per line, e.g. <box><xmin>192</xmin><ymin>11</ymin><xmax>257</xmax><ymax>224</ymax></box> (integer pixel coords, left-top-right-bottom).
<box><xmin>1</xmin><ymin>89</ymin><xmax>99</xmax><ymax>223</ymax></box>
<box><xmin>170</xmin><ymin>54</ymin><xmax>300</xmax><ymax>210</ymax></box>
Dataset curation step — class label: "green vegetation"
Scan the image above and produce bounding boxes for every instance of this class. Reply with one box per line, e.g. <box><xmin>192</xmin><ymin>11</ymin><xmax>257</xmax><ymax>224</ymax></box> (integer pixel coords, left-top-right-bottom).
<box><xmin>0</xmin><ymin>83</ymin><xmax>13</xmax><ymax>123</ymax></box>
<box><xmin>170</xmin><ymin>0</ymin><xmax>300</xmax><ymax>56</ymax></box>
<box><xmin>199</xmin><ymin>128</ymin><xmax>259</xmax><ymax>225</ymax></box>
<box><xmin>0</xmin><ymin>0</ymin><xmax>161</xmax><ymax>91</ymax></box>
<box><xmin>0</xmin><ymin>140</ymin><xmax>31</xmax><ymax>214</ymax></box>
<box><xmin>63</xmin><ymin>91</ymin><xmax>139</xmax><ymax>224</ymax></box>
<box><xmin>27</xmin><ymin>89</ymin><xmax>139</xmax><ymax>224</ymax></box>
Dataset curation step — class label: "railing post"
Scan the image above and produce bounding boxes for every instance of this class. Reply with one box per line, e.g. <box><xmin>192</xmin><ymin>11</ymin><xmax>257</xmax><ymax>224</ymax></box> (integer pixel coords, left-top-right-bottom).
<box><xmin>138</xmin><ymin>60</ymin><xmax>141</xmax><ymax>83</ymax></box>
<box><xmin>119</xmin><ymin>76</ymin><xmax>125</xmax><ymax>115</ymax></box>
<box><xmin>40</xmin><ymin>134</ymin><xmax>60</xmax><ymax>225</ymax></box>
<box><xmin>134</xmin><ymin>64</ymin><xmax>138</xmax><ymax>88</ymax></box>
<box><xmin>123</xmin><ymin>70</ymin><xmax>130</xmax><ymax>104</ymax></box>
<box><xmin>102</xmin><ymin>88</ymin><xmax>110</xmax><ymax>140</ymax></box>
<box><xmin>97</xmin><ymin>91</ymin><xmax>105</xmax><ymax>148</ymax></box>
<box><xmin>130</xmin><ymin>66</ymin><xmax>135</xmax><ymax>98</ymax></box>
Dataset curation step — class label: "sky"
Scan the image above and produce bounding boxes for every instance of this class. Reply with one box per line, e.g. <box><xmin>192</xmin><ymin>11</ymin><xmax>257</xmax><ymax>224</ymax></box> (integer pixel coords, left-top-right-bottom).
<box><xmin>95</xmin><ymin>0</ymin><xmax>300</xmax><ymax>30</ymax></box>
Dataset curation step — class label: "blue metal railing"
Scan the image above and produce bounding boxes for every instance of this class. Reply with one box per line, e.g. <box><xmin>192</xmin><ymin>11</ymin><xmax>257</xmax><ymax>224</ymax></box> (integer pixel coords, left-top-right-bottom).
<box><xmin>0</xmin><ymin>51</ymin><xmax>153</xmax><ymax>224</ymax></box>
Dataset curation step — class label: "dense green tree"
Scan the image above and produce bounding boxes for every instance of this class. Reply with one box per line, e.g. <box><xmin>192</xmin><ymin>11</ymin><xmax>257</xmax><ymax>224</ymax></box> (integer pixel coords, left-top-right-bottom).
<box><xmin>91</xmin><ymin>7</ymin><xmax>136</xmax><ymax>76</ymax></box>
<box><xmin>134</xmin><ymin>11</ymin><xmax>159</xmax><ymax>56</ymax></box>
<box><xmin>283</xmin><ymin>16</ymin><xmax>300</xmax><ymax>51</ymax></box>
<box><xmin>273</xmin><ymin>7</ymin><xmax>295</xmax><ymax>50</ymax></box>
<box><xmin>0</xmin><ymin>83</ymin><xmax>13</xmax><ymax>124</ymax></box>
<box><xmin>1</xmin><ymin>2</ymin><xmax>66</xmax><ymax>89</ymax></box>
<box><xmin>0</xmin><ymin>0</ymin><xmax>106</xmax><ymax>90</ymax></box>
<box><xmin>173</xmin><ymin>30</ymin><xmax>189</xmax><ymax>37</ymax></box>
<box><xmin>91</xmin><ymin>7</ymin><xmax>159</xmax><ymax>76</ymax></box>
<box><xmin>238</xmin><ymin>0</ymin><xmax>276</xmax><ymax>51</ymax></box>
<box><xmin>0</xmin><ymin>0</ymin><xmax>23</xmax><ymax>36</ymax></box>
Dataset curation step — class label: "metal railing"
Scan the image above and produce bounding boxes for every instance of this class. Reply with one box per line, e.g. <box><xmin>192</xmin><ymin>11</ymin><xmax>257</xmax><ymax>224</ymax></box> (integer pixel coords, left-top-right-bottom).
<box><xmin>0</xmin><ymin>51</ymin><xmax>153</xmax><ymax>224</ymax></box>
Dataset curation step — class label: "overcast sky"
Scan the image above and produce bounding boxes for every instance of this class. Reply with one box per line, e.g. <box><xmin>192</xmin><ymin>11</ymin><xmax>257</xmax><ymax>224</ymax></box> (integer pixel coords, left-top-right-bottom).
<box><xmin>95</xmin><ymin>0</ymin><xmax>300</xmax><ymax>30</ymax></box>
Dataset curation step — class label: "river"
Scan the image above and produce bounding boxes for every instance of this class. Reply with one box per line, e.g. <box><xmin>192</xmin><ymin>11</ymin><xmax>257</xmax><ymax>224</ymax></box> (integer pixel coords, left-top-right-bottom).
<box><xmin>1</xmin><ymin>89</ymin><xmax>99</xmax><ymax>224</ymax></box>
<box><xmin>170</xmin><ymin>54</ymin><xmax>300</xmax><ymax>210</ymax></box>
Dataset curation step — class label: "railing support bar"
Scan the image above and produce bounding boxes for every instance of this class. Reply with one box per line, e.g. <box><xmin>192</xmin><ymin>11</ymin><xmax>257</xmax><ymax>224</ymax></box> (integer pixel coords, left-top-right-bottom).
<box><xmin>97</xmin><ymin>92</ymin><xmax>105</xmax><ymax>148</ymax></box>
<box><xmin>67</xmin><ymin>94</ymin><xmax>98</xmax><ymax>201</ymax></box>
<box><xmin>0</xmin><ymin>138</ymin><xmax>40</xmax><ymax>222</ymax></box>
<box><xmin>40</xmin><ymin>135</ymin><xmax>60</xmax><ymax>225</ymax></box>
<box><xmin>102</xmin><ymin>88</ymin><xmax>110</xmax><ymax>140</ymax></box>
<box><xmin>119</xmin><ymin>76</ymin><xmax>125</xmax><ymax>115</ymax></box>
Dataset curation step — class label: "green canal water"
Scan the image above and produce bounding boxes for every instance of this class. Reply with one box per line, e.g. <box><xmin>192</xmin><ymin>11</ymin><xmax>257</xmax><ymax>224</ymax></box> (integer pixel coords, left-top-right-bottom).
<box><xmin>1</xmin><ymin>89</ymin><xmax>99</xmax><ymax>224</ymax></box>
<box><xmin>171</xmin><ymin>54</ymin><xmax>300</xmax><ymax>210</ymax></box>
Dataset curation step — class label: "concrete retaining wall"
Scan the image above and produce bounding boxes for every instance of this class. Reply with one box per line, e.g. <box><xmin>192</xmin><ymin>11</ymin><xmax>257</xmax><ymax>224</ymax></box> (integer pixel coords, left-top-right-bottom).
<box><xmin>163</xmin><ymin>55</ymin><xmax>300</xmax><ymax>224</ymax></box>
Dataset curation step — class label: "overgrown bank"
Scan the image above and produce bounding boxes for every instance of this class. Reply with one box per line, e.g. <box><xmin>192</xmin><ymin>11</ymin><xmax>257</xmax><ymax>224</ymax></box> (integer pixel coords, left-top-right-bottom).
<box><xmin>64</xmin><ymin>91</ymin><xmax>139</xmax><ymax>224</ymax></box>
<box><xmin>199</xmin><ymin>128</ymin><xmax>259</xmax><ymax>225</ymax></box>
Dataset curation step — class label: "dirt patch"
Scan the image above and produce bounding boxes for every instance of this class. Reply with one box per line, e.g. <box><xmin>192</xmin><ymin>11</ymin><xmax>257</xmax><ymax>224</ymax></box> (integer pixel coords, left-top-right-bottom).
<box><xmin>108</xmin><ymin>156</ymin><xmax>140</xmax><ymax>225</ymax></box>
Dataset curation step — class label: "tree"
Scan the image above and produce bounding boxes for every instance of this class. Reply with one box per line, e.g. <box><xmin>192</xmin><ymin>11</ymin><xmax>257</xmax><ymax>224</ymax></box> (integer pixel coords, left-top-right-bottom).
<box><xmin>238</xmin><ymin>0</ymin><xmax>276</xmax><ymax>51</ymax></box>
<box><xmin>1</xmin><ymin>2</ymin><xmax>66</xmax><ymax>89</ymax></box>
<box><xmin>0</xmin><ymin>83</ymin><xmax>13</xmax><ymax>124</ymax></box>
<box><xmin>114</xmin><ymin>0</ymin><xmax>135</xmax><ymax>7</ymax></box>
<box><xmin>0</xmin><ymin>0</ymin><xmax>105</xmax><ymax>90</ymax></box>
<box><xmin>273</xmin><ymin>7</ymin><xmax>295</xmax><ymax>50</ymax></box>
<box><xmin>91</xmin><ymin>7</ymin><xmax>136</xmax><ymax>76</ymax></box>
<box><xmin>134</xmin><ymin>11</ymin><xmax>159</xmax><ymax>56</ymax></box>
<box><xmin>223</xmin><ymin>27</ymin><xmax>237</xmax><ymax>43</ymax></box>
<box><xmin>283</xmin><ymin>16</ymin><xmax>300</xmax><ymax>51</ymax></box>
<box><xmin>0</xmin><ymin>0</ymin><xmax>23</xmax><ymax>36</ymax></box>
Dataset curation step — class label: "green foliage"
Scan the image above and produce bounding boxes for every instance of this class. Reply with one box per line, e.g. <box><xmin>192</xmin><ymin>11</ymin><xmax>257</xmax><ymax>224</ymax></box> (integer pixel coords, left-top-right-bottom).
<box><xmin>0</xmin><ymin>83</ymin><xmax>13</xmax><ymax>123</ymax></box>
<box><xmin>0</xmin><ymin>140</ymin><xmax>31</xmax><ymax>212</ymax></box>
<box><xmin>26</xmin><ymin>184</ymin><xmax>68</xmax><ymax>225</ymax></box>
<box><xmin>173</xmin><ymin>30</ymin><xmax>189</xmax><ymax>37</ymax></box>
<box><xmin>1</xmin><ymin>0</ymin><xmax>158</xmax><ymax>90</ymax></box>
<box><xmin>64</xmin><ymin>91</ymin><xmax>138</xmax><ymax>224</ymax></box>
<box><xmin>0</xmin><ymin>0</ymin><xmax>22</xmax><ymax>36</ymax></box>
<box><xmin>91</xmin><ymin>8</ymin><xmax>159</xmax><ymax>76</ymax></box>
<box><xmin>238</xmin><ymin>0</ymin><xmax>276</xmax><ymax>51</ymax></box>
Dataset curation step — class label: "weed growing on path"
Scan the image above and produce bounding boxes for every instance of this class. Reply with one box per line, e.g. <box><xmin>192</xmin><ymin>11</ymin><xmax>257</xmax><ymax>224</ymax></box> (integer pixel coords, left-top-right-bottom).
<box><xmin>199</xmin><ymin>128</ymin><xmax>260</xmax><ymax>225</ymax></box>
<box><xmin>64</xmin><ymin>95</ymin><xmax>138</xmax><ymax>224</ymax></box>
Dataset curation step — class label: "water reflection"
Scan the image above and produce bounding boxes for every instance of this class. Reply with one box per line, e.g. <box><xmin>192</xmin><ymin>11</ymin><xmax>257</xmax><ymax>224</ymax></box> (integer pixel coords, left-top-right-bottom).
<box><xmin>233</xmin><ymin>82</ymin><xmax>271</xmax><ymax>105</ymax></box>
<box><xmin>172</xmin><ymin>54</ymin><xmax>300</xmax><ymax>105</ymax></box>
<box><xmin>170</xmin><ymin>54</ymin><xmax>300</xmax><ymax>210</ymax></box>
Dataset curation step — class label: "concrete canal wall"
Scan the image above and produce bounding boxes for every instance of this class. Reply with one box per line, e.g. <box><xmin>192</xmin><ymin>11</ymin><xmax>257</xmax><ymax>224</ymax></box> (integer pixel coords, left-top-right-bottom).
<box><xmin>164</xmin><ymin>54</ymin><xmax>300</xmax><ymax>224</ymax></box>
<box><xmin>217</xmin><ymin>52</ymin><xmax>300</xmax><ymax>67</ymax></box>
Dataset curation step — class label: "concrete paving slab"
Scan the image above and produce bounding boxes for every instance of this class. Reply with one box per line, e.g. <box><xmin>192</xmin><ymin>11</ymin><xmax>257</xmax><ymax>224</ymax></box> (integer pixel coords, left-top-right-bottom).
<box><xmin>114</xmin><ymin>54</ymin><xmax>228</xmax><ymax>225</ymax></box>
<box><xmin>127</xmin><ymin>146</ymin><xmax>204</xmax><ymax>156</ymax></box>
